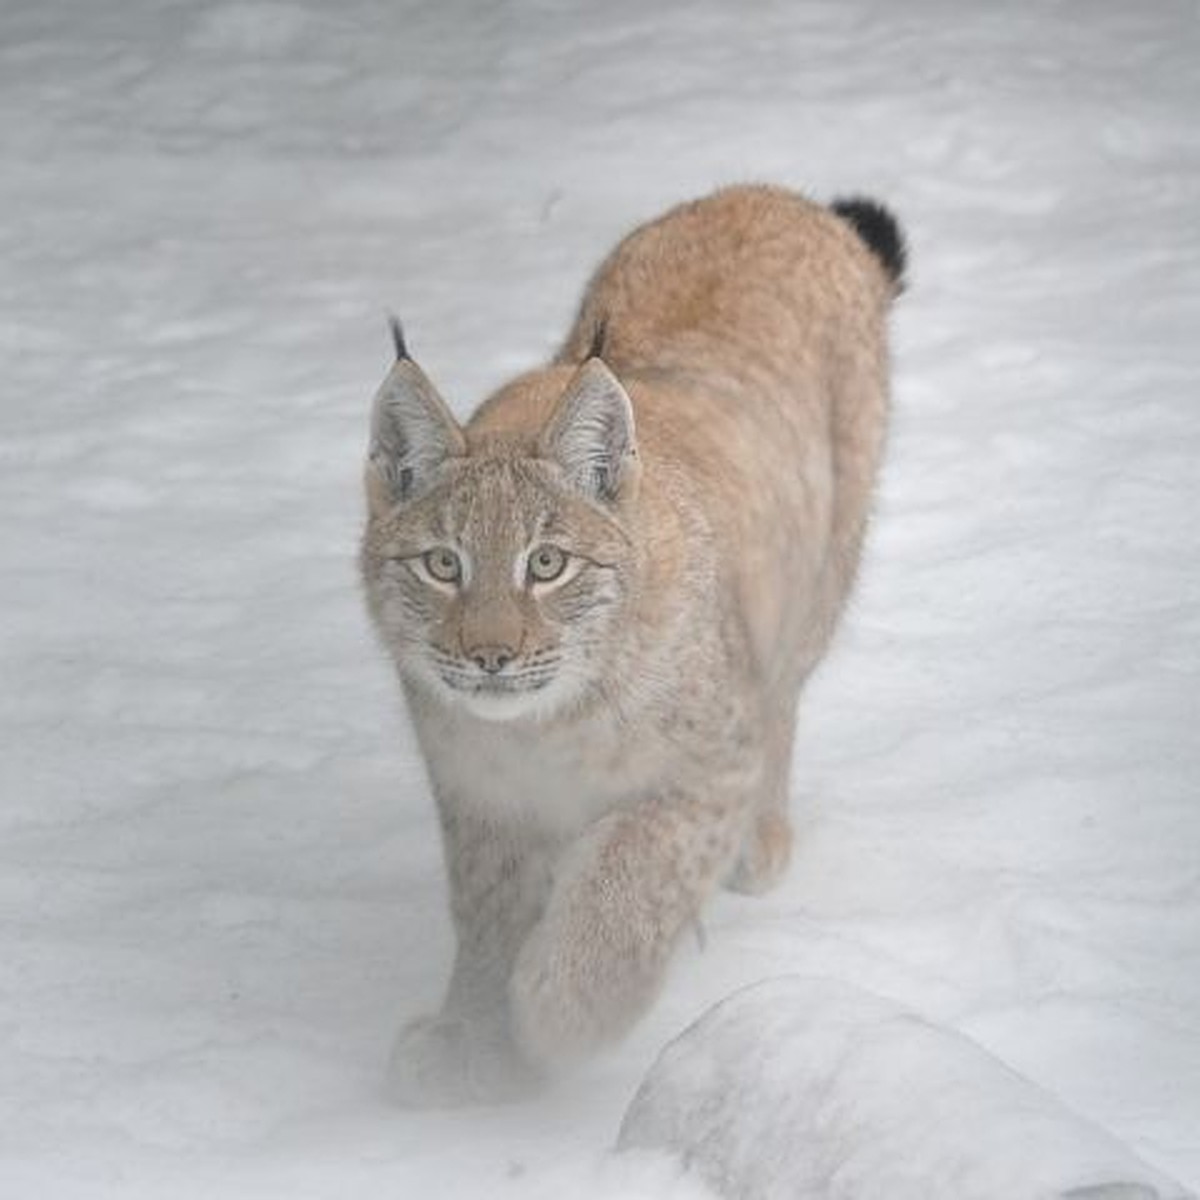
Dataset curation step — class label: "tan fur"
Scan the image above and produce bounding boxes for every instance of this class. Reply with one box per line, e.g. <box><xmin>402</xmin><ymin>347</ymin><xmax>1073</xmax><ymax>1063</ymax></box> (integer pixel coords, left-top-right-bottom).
<box><xmin>360</xmin><ymin>185</ymin><xmax>898</xmax><ymax>1104</ymax></box>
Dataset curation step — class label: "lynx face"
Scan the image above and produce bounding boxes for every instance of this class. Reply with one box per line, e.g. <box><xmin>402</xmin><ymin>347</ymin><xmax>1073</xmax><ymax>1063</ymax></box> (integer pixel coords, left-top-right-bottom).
<box><xmin>362</xmin><ymin>355</ymin><xmax>639</xmax><ymax>722</ymax></box>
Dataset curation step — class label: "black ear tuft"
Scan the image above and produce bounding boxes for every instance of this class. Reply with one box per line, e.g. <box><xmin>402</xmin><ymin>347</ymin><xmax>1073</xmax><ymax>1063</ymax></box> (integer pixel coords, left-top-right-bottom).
<box><xmin>830</xmin><ymin>197</ymin><xmax>907</xmax><ymax>290</ymax></box>
<box><xmin>585</xmin><ymin>315</ymin><xmax>609</xmax><ymax>362</ymax></box>
<box><xmin>387</xmin><ymin>314</ymin><xmax>410</xmax><ymax>362</ymax></box>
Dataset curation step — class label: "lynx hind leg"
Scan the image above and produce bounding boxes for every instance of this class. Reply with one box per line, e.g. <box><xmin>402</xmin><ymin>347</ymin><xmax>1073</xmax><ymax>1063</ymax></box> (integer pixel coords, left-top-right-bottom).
<box><xmin>726</xmin><ymin>808</ymin><xmax>793</xmax><ymax>894</ymax></box>
<box><xmin>726</xmin><ymin>709</ymin><xmax>796</xmax><ymax>895</ymax></box>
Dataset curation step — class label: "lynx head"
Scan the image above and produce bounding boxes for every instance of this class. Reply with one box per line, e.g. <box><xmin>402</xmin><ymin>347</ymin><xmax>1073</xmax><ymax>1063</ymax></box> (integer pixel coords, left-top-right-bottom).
<box><xmin>360</xmin><ymin>338</ymin><xmax>640</xmax><ymax>722</ymax></box>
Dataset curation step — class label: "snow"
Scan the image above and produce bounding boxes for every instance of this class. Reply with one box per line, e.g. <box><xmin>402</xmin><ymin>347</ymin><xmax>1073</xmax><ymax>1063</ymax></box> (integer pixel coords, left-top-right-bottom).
<box><xmin>1</xmin><ymin>0</ymin><xmax>1197</xmax><ymax>1196</ymax></box>
<box><xmin>617</xmin><ymin>977</ymin><xmax>1195</xmax><ymax>1199</ymax></box>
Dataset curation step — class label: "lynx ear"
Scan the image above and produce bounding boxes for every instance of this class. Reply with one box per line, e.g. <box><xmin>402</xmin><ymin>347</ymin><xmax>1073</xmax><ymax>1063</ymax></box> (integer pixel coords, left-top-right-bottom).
<box><xmin>541</xmin><ymin>358</ymin><xmax>638</xmax><ymax>504</ymax></box>
<box><xmin>367</xmin><ymin>348</ymin><xmax>465</xmax><ymax>511</ymax></box>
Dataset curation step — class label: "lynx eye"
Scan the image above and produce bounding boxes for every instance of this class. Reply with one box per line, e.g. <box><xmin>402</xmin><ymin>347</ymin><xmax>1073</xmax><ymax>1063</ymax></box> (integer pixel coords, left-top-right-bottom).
<box><xmin>422</xmin><ymin>547</ymin><xmax>462</xmax><ymax>585</ymax></box>
<box><xmin>527</xmin><ymin>544</ymin><xmax>568</xmax><ymax>584</ymax></box>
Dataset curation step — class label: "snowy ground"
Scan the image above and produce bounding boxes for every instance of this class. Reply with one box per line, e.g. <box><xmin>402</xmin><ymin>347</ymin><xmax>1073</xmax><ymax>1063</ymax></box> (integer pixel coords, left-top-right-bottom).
<box><xmin>2</xmin><ymin>0</ymin><xmax>1198</xmax><ymax>1196</ymax></box>
<box><xmin>618</xmin><ymin>978</ymin><xmax>1196</xmax><ymax>1199</ymax></box>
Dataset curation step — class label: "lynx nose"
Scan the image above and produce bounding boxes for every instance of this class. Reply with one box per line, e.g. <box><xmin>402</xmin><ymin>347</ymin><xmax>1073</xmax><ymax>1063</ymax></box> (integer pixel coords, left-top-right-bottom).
<box><xmin>468</xmin><ymin>644</ymin><xmax>516</xmax><ymax>675</ymax></box>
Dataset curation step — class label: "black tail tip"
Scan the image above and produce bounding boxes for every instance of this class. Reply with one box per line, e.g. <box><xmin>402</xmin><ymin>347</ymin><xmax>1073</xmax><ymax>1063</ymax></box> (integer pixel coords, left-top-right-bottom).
<box><xmin>830</xmin><ymin>196</ymin><xmax>907</xmax><ymax>289</ymax></box>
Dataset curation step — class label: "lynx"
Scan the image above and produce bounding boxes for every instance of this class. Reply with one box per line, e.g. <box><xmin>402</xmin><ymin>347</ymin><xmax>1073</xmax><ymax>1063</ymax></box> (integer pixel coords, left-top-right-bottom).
<box><xmin>360</xmin><ymin>185</ymin><xmax>905</xmax><ymax>1105</ymax></box>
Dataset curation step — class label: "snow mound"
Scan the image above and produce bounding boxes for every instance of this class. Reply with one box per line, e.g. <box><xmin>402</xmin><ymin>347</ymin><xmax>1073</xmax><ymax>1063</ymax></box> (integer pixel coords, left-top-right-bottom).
<box><xmin>617</xmin><ymin>978</ymin><xmax>1194</xmax><ymax>1200</ymax></box>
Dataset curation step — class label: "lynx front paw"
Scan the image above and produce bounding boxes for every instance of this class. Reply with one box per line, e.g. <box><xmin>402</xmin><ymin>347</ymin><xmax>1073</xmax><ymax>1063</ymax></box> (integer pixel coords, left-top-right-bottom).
<box><xmin>509</xmin><ymin>932</ymin><xmax>595</xmax><ymax>1068</ymax></box>
<box><xmin>385</xmin><ymin>1013</ymin><xmax>536</xmax><ymax>1108</ymax></box>
<box><xmin>509</xmin><ymin>913</ymin><xmax>660</xmax><ymax>1069</ymax></box>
